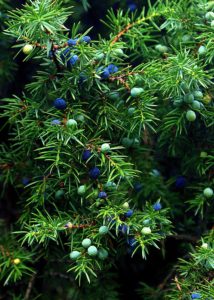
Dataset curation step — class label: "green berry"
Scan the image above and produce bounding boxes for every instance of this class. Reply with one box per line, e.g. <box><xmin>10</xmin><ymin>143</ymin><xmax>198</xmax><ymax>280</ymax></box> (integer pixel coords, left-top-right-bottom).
<box><xmin>23</xmin><ymin>44</ymin><xmax>33</xmax><ymax>54</ymax></box>
<box><xmin>128</xmin><ymin>107</ymin><xmax>135</xmax><ymax>115</ymax></box>
<box><xmin>193</xmin><ymin>90</ymin><xmax>203</xmax><ymax>100</ymax></box>
<box><xmin>76</xmin><ymin>114</ymin><xmax>85</xmax><ymax>122</ymax></box>
<box><xmin>101</xmin><ymin>143</ymin><xmax>111</xmax><ymax>153</ymax></box>
<box><xmin>113</xmin><ymin>48</ymin><xmax>124</xmax><ymax>56</ymax></box>
<box><xmin>94</xmin><ymin>52</ymin><xmax>105</xmax><ymax>60</ymax></box>
<box><xmin>143</xmin><ymin>219</ymin><xmax>151</xmax><ymax>225</ymax></box>
<box><xmin>180</xmin><ymin>81</ymin><xmax>189</xmax><ymax>93</ymax></box>
<box><xmin>211</xmin><ymin>20</ymin><xmax>214</xmax><ymax>27</ymax></box>
<box><xmin>55</xmin><ymin>189</ymin><xmax>64</xmax><ymax>200</ymax></box>
<box><xmin>122</xmin><ymin>202</ymin><xmax>129</xmax><ymax>209</ymax></box>
<box><xmin>130</xmin><ymin>87</ymin><xmax>144</xmax><ymax>97</ymax></box>
<box><xmin>66</xmin><ymin>119</ymin><xmax>77</xmax><ymax>128</ymax></box>
<box><xmin>182</xmin><ymin>35</ymin><xmax>191</xmax><ymax>42</ymax></box>
<box><xmin>141</xmin><ymin>227</ymin><xmax>152</xmax><ymax>234</ymax></box>
<box><xmin>198</xmin><ymin>45</ymin><xmax>207</xmax><ymax>55</ymax></box>
<box><xmin>77</xmin><ymin>185</ymin><xmax>86</xmax><ymax>195</ymax></box>
<box><xmin>203</xmin><ymin>187</ymin><xmax>213</xmax><ymax>198</ymax></box>
<box><xmin>134</xmin><ymin>74</ymin><xmax>144</xmax><ymax>85</ymax></box>
<box><xmin>184</xmin><ymin>93</ymin><xmax>194</xmax><ymax>104</ymax></box>
<box><xmin>201</xmin><ymin>243</ymin><xmax>208</xmax><ymax>249</ymax></box>
<box><xmin>205</xmin><ymin>11</ymin><xmax>214</xmax><ymax>20</ymax></box>
<box><xmin>173</xmin><ymin>99</ymin><xmax>183</xmax><ymax>107</ymax></box>
<box><xmin>108</xmin><ymin>91</ymin><xmax>119</xmax><ymax>100</ymax></box>
<box><xmin>192</xmin><ymin>101</ymin><xmax>201</xmax><ymax>110</ymax></box>
<box><xmin>82</xmin><ymin>238</ymin><xmax>92</xmax><ymax>248</ymax></box>
<box><xmin>200</xmin><ymin>151</ymin><xmax>208</xmax><ymax>158</ymax></box>
<box><xmin>186</xmin><ymin>110</ymin><xmax>196</xmax><ymax>122</ymax></box>
<box><xmin>87</xmin><ymin>245</ymin><xmax>98</xmax><ymax>256</ymax></box>
<box><xmin>104</xmin><ymin>181</ymin><xmax>117</xmax><ymax>191</ymax></box>
<box><xmin>122</xmin><ymin>137</ymin><xmax>133</xmax><ymax>148</ymax></box>
<box><xmin>98</xmin><ymin>248</ymin><xmax>108</xmax><ymax>260</ymax></box>
<box><xmin>98</xmin><ymin>225</ymin><xmax>109</xmax><ymax>235</ymax></box>
<box><xmin>70</xmin><ymin>251</ymin><xmax>81</xmax><ymax>260</ymax></box>
<box><xmin>155</xmin><ymin>44</ymin><xmax>168</xmax><ymax>53</ymax></box>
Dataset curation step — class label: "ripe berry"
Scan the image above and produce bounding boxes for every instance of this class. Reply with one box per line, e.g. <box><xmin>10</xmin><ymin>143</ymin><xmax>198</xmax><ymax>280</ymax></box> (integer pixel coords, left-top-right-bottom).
<box><xmin>203</xmin><ymin>187</ymin><xmax>213</xmax><ymax>198</ymax></box>
<box><xmin>101</xmin><ymin>68</ymin><xmax>110</xmax><ymax>79</ymax></box>
<box><xmin>66</xmin><ymin>119</ymin><xmax>77</xmax><ymax>128</ymax></box>
<box><xmin>175</xmin><ymin>176</ymin><xmax>187</xmax><ymax>189</ymax></box>
<box><xmin>153</xmin><ymin>202</ymin><xmax>162</xmax><ymax>211</ymax></box>
<box><xmin>107</xmin><ymin>64</ymin><xmax>118</xmax><ymax>74</ymax></box>
<box><xmin>22</xmin><ymin>177</ymin><xmax>30</xmax><ymax>186</ymax></box>
<box><xmin>23</xmin><ymin>44</ymin><xmax>33</xmax><ymax>54</ymax></box>
<box><xmin>124</xmin><ymin>209</ymin><xmax>134</xmax><ymax>218</ymax></box>
<box><xmin>98</xmin><ymin>248</ymin><xmax>108</xmax><ymax>260</ymax></box>
<box><xmin>141</xmin><ymin>227</ymin><xmax>152</xmax><ymax>234</ymax></box>
<box><xmin>51</xmin><ymin>119</ymin><xmax>61</xmax><ymax>125</ymax></box>
<box><xmin>70</xmin><ymin>251</ymin><xmax>81</xmax><ymax>260</ymax></box>
<box><xmin>130</xmin><ymin>87</ymin><xmax>144</xmax><ymax>97</ymax></box>
<box><xmin>53</xmin><ymin>98</ymin><xmax>67</xmax><ymax>110</ymax></box>
<box><xmin>89</xmin><ymin>167</ymin><xmax>101</xmax><ymax>179</ymax></box>
<box><xmin>82</xmin><ymin>149</ymin><xmax>91</xmax><ymax>161</ymax></box>
<box><xmin>99</xmin><ymin>225</ymin><xmax>109</xmax><ymax>235</ymax></box>
<box><xmin>69</xmin><ymin>54</ymin><xmax>79</xmax><ymax>66</ymax></box>
<box><xmin>67</xmin><ymin>38</ymin><xmax>78</xmax><ymax>46</ymax></box>
<box><xmin>128</xmin><ymin>3</ymin><xmax>137</xmax><ymax>12</ymax></box>
<box><xmin>98</xmin><ymin>191</ymin><xmax>107</xmax><ymax>199</ymax></box>
<box><xmin>87</xmin><ymin>245</ymin><xmax>98</xmax><ymax>256</ymax></box>
<box><xmin>82</xmin><ymin>36</ymin><xmax>91</xmax><ymax>43</ymax></box>
<box><xmin>118</xmin><ymin>224</ymin><xmax>128</xmax><ymax>234</ymax></box>
<box><xmin>55</xmin><ymin>189</ymin><xmax>64</xmax><ymax>200</ymax></box>
<box><xmin>101</xmin><ymin>143</ymin><xmax>111</xmax><ymax>153</ymax></box>
<box><xmin>192</xmin><ymin>100</ymin><xmax>201</xmax><ymax>110</ymax></box>
<box><xmin>78</xmin><ymin>185</ymin><xmax>86</xmax><ymax>195</ymax></box>
<box><xmin>198</xmin><ymin>45</ymin><xmax>207</xmax><ymax>55</ymax></box>
<box><xmin>186</xmin><ymin>110</ymin><xmax>196</xmax><ymax>122</ymax></box>
<box><xmin>133</xmin><ymin>182</ymin><xmax>143</xmax><ymax>192</ymax></box>
<box><xmin>128</xmin><ymin>237</ymin><xmax>137</xmax><ymax>247</ymax></box>
<box><xmin>191</xmin><ymin>293</ymin><xmax>201</xmax><ymax>299</ymax></box>
<box><xmin>82</xmin><ymin>238</ymin><xmax>92</xmax><ymax>248</ymax></box>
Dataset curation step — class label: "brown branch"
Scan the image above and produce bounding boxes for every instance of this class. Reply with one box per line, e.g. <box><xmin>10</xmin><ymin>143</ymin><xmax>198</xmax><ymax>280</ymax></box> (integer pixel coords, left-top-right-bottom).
<box><xmin>24</xmin><ymin>273</ymin><xmax>36</xmax><ymax>300</ymax></box>
<box><xmin>168</xmin><ymin>234</ymin><xmax>198</xmax><ymax>243</ymax></box>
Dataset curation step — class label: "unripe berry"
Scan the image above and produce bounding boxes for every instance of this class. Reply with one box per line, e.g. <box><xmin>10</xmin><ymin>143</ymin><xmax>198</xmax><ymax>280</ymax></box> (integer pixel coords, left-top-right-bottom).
<box><xmin>128</xmin><ymin>107</ymin><xmax>135</xmax><ymax>115</ymax></box>
<box><xmin>202</xmin><ymin>94</ymin><xmax>212</xmax><ymax>104</ymax></box>
<box><xmin>203</xmin><ymin>187</ymin><xmax>213</xmax><ymax>198</ymax></box>
<box><xmin>108</xmin><ymin>91</ymin><xmax>119</xmax><ymax>100</ymax></box>
<box><xmin>141</xmin><ymin>227</ymin><xmax>152</xmax><ymax>234</ymax></box>
<box><xmin>87</xmin><ymin>245</ymin><xmax>98</xmax><ymax>256</ymax></box>
<box><xmin>66</xmin><ymin>119</ymin><xmax>77</xmax><ymax>128</ymax></box>
<box><xmin>182</xmin><ymin>35</ymin><xmax>191</xmax><ymax>42</ymax></box>
<box><xmin>77</xmin><ymin>185</ymin><xmax>86</xmax><ymax>195</ymax></box>
<box><xmin>101</xmin><ymin>143</ymin><xmax>111</xmax><ymax>153</ymax></box>
<box><xmin>184</xmin><ymin>93</ymin><xmax>194</xmax><ymax>104</ymax></box>
<box><xmin>98</xmin><ymin>248</ymin><xmax>108</xmax><ymax>260</ymax></box>
<box><xmin>94</xmin><ymin>52</ymin><xmax>105</xmax><ymax>60</ymax></box>
<box><xmin>193</xmin><ymin>90</ymin><xmax>203</xmax><ymax>100</ymax></box>
<box><xmin>198</xmin><ymin>45</ymin><xmax>207</xmax><ymax>55</ymax></box>
<box><xmin>186</xmin><ymin>110</ymin><xmax>196</xmax><ymax>122</ymax></box>
<box><xmin>192</xmin><ymin>101</ymin><xmax>201</xmax><ymax>110</ymax></box>
<box><xmin>205</xmin><ymin>11</ymin><xmax>214</xmax><ymax>20</ymax></box>
<box><xmin>200</xmin><ymin>151</ymin><xmax>207</xmax><ymax>158</ymax></box>
<box><xmin>98</xmin><ymin>225</ymin><xmax>109</xmax><ymax>235</ymax></box>
<box><xmin>82</xmin><ymin>238</ymin><xmax>92</xmax><ymax>248</ymax></box>
<box><xmin>113</xmin><ymin>48</ymin><xmax>124</xmax><ymax>56</ymax></box>
<box><xmin>122</xmin><ymin>137</ymin><xmax>133</xmax><ymax>148</ymax></box>
<box><xmin>211</xmin><ymin>20</ymin><xmax>214</xmax><ymax>27</ymax></box>
<box><xmin>104</xmin><ymin>181</ymin><xmax>117</xmax><ymax>191</ymax></box>
<box><xmin>55</xmin><ymin>189</ymin><xmax>64</xmax><ymax>200</ymax></box>
<box><xmin>13</xmin><ymin>258</ymin><xmax>21</xmax><ymax>265</ymax></box>
<box><xmin>23</xmin><ymin>44</ymin><xmax>33</xmax><ymax>54</ymax></box>
<box><xmin>130</xmin><ymin>87</ymin><xmax>144</xmax><ymax>97</ymax></box>
<box><xmin>155</xmin><ymin>44</ymin><xmax>168</xmax><ymax>53</ymax></box>
<box><xmin>122</xmin><ymin>202</ymin><xmax>129</xmax><ymax>209</ymax></box>
<box><xmin>143</xmin><ymin>219</ymin><xmax>151</xmax><ymax>225</ymax></box>
<box><xmin>201</xmin><ymin>242</ymin><xmax>208</xmax><ymax>249</ymax></box>
<box><xmin>180</xmin><ymin>81</ymin><xmax>189</xmax><ymax>93</ymax></box>
<box><xmin>70</xmin><ymin>251</ymin><xmax>81</xmax><ymax>260</ymax></box>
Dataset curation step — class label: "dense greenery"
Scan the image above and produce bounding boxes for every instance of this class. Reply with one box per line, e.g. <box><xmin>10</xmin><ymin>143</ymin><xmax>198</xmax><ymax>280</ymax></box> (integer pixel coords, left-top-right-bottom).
<box><xmin>0</xmin><ymin>0</ymin><xmax>213</xmax><ymax>299</ymax></box>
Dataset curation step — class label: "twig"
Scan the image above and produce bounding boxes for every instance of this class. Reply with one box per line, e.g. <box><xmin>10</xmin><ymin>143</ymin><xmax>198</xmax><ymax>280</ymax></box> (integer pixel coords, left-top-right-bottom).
<box><xmin>24</xmin><ymin>273</ymin><xmax>36</xmax><ymax>300</ymax></box>
<box><xmin>168</xmin><ymin>234</ymin><xmax>198</xmax><ymax>243</ymax></box>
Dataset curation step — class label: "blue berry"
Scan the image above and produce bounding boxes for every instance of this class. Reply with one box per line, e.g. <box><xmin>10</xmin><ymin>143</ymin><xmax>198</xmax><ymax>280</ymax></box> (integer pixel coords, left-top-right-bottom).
<box><xmin>118</xmin><ymin>224</ymin><xmax>128</xmax><ymax>234</ymax></box>
<box><xmin>99</xmin><ymin>225</ymin><xmax>109</xmax><ymax>235</ymax></box>
<box><xmin>98</xmin><ymin>191</ymin><xmax>107</xmax><ymax>199</ymax></box>
<box><xmin>153</xmin><ymin>202</ymin><xmax>162</xmax><ymax>211</ymax></box>
<box><xmin>89</xmin><ymin>167</ymin><xmax>101</xmax><ymax>179</ymax></box>
<box><xmin>87</xmin><ymin>245</ymin><xmax>98</xmax><ymax>256</ymax></box>
<box><xmin>124</xmin><ymin>209</ymin><xmax>134</xmax><ymax>218</ymax></box>
<box><xmin>191</xmin><ymin>293</ymin><xmax>201</xmax><ymax>299</ymax></box>
<box><xmin>22</xmin><ymin>177</ymin><xmax>30</xmax><ymax>186</ymax></box>
<box><xmin>101</xmin><ymin>67</ymin><xmax>110</xmax><ymax>79</ymax></box>
<box><xmin>82</xmin><ymin>36</ymin><xmax>91</xmax><ymax>43</ymax></box>
<box><xmin>82</xmin><ymin>149</ymin><xmax>91</xmax><ymax>161</ymax></box>
<box><xmin>82</xmin><ymin>238</ymin><xmax>92</xmax><ymax>248</ymax></box>
<box><xmin>69</xmin><ymin>54</ymin><xmax>79</xmax><ymax>66</ymax></box>
<box><xmin>51</xmin><ymin>119</ymin><xmax>61</xmax><ymax>125</ymax></box>
<box><xmin>60</xmin><ymin>48</ymin><xmax>70</xmax><ymax>62</ymax></box>
<box><xmin>128</xmin><ymin>3</ymin><xmax>137</xmax><ymax>11</ymax></box>
<box><xmin>133</xmin><ymin>182</ymin><xmax>143</xmax><ymax>192</ymax></box>
<box><xmin>107</xmin><ymin>64</ymin><xmax>118</xmax><ymax>74</ymax></box>
<box><xmin>53</xmin><ymin>98</ymin><xmax>67</xmax><ymax>110</ymax></box>
<box><xmin>175</xmin><ymin>176</ymin><xmax>187</xmax><ymax>188</ymax></box>
<box><xmin>128</xmin><ymin>237</ymin><xmax>137</xmax><ymax>247</ymax></box>
<box><xmin>67</xmin><ymin>38</ymin><xmax>78</xmax><ymax>46</ymax></box>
